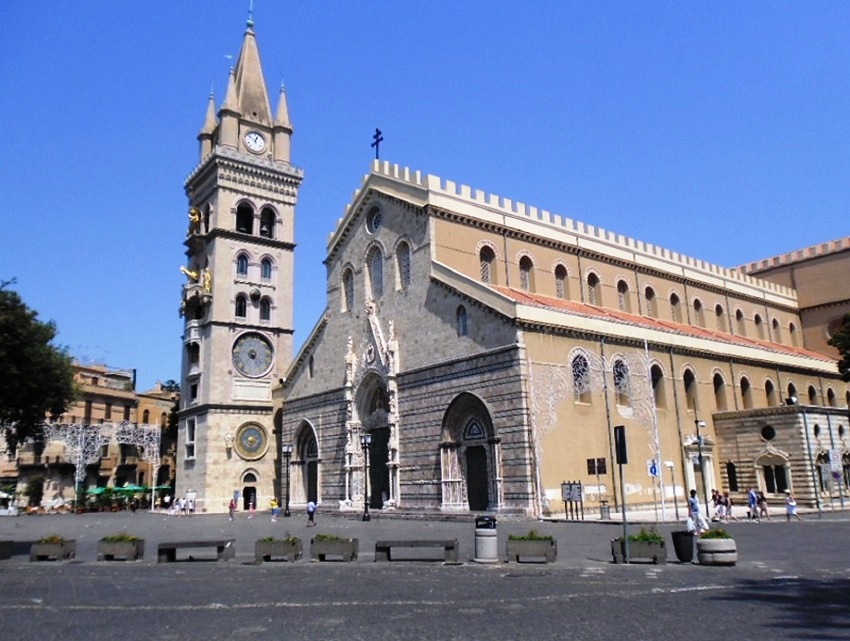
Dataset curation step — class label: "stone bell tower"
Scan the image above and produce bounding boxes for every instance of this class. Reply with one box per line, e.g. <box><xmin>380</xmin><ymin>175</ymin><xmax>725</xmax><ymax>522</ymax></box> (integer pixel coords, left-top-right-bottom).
<box><xmin>176</xmin><ymin>14</ymin><xmax>302</xmax><ymax>513</ymax></box>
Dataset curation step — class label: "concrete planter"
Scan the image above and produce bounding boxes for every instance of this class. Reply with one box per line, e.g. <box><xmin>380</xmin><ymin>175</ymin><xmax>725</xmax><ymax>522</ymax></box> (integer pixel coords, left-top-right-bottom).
<box><xmin>255</xmin><ymin>538</ymin><xmax>303</xmax><ymax>563</ymax></box>
<box><xmin>696</xmin><ymin>538</ymin><xmax>737</xmax><ymax>566</ymax></box>
<box><xmin>310</xmin><ymin>537</ymin><xmax>358</xmax><ymax>562</ymax></box>
<box><xmin>506</xmin><ymin>538</ymin><xmax>557</xmax><ymax>563</ymax></box>
<box><xmin>611</xmin><ymin>539</ymin><xmax>667</xmax><ymax>564</ymax></box>
<box><xmin>97</xmin><ymin>539</ymin><xmax>145</xmax><ymax>561</ymax></box>
<box><xmin>30</xmin><ymin>540</ymin><xmax>76</xmax><ymax>562</ymax></box>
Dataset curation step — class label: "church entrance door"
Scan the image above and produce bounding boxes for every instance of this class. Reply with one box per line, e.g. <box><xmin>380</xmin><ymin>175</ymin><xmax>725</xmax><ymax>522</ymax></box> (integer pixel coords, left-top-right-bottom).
<box><xmin>242</xmin><ymin>485</ymin><xmax>256</xmax><ymax>511</ymax></box>
<box><xmin>369</xmin><ymin>427</ymin><xmax>390</xmax><ymax>509</ymax></box>
<box><xmin>306</xmin><ymin>460</ymin><xmax>318</xmax><ymax>503</ymax></box>
<box><xmin>465</xmin><ymin>445</ymin><xmax>489</xmax><ymax>511</ymax></box>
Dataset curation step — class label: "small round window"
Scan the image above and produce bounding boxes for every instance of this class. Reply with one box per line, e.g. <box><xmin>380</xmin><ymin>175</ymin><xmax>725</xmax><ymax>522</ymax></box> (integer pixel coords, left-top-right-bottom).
<box><xmin>366</xmin><ymin>206</ymin><xmax>382</xmax><ymax>234</ymax></box>
<box><xmin>760</xmin><ymin>425</ymin><xmax>776</xmax><ymax>441</ymax></box>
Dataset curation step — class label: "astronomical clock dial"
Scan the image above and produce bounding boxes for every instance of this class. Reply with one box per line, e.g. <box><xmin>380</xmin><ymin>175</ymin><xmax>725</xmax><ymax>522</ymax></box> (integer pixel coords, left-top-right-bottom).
<box><xmin>234</xmin><ymin>423</ymin><xmax>268</xmax><ymax>460</ymax></box>
<box><xmin>232</xmin><ymin>333</ymin><xmax>274</xmax><ymax>377</ymax></box>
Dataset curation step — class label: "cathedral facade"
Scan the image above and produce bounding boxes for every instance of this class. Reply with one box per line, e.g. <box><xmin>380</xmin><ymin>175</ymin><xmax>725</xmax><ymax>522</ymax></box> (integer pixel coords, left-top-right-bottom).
<box><xmin>274</xmin><ymin>163</ymin><xmax>850</xmax><ymax>517</ymax></box>
<box><xmin>177</xmin><ymin>18</ymin><xmax>849</xmax><ymax>516</ymax></box>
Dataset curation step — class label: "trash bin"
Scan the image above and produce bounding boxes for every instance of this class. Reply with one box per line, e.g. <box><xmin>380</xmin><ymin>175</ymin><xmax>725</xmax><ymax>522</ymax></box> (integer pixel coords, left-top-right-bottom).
<box><xmin>473</xmin><ymin>515</ymin><xmax>498</xmax><ymax>563</ymax></box>
<box><xmin>671</xmin><ymin>530</ymin><xmax>694</xmax><ymax>563</ymax></box>
<box><xmin>599</xmin><ymin>500</ymin><xmax>611</xmax><ymax>520</ymax></box>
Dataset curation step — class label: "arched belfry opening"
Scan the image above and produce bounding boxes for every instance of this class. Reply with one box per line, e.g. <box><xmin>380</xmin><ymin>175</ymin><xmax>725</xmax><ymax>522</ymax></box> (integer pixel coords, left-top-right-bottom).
<box><xmin>292</xmin><ymin>420</ymin><xmax>319</xmax><ymax>505</ymax></box>
<box><xmin>440</xmin><ymin>393</ymin><xmax>502</xmax><ymax>512</ymax></box>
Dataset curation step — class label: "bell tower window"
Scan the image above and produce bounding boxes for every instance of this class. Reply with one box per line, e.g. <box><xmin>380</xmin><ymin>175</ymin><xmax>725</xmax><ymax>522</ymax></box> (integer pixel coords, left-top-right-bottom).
<box><xmin>236</xmin><ymin>204</ymin><xmax>254</xmax><ymax>234</ymax></box>
<box><xmin>260</xmin><ymin>208</ymin><xmax>275</xmax><ymax>238</ymax></box>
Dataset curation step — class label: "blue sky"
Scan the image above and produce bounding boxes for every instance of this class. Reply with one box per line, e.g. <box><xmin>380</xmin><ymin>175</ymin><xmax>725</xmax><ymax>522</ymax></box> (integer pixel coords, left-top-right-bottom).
<box><xmin>2</xmin><ymin>2</ymin><xmax>849</xmax><ymax>392</ymax></box>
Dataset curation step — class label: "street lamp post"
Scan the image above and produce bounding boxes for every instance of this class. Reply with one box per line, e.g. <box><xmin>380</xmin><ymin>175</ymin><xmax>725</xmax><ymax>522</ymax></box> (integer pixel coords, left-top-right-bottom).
<box><xmin>695</xmin><ymin>419</ymin><xmax>709</xmax><ymax>514</ymax></box>
<box><xmin>282</xmin><ymin>444</ymin><xmax>292</xmax><ymax>517</ymax></box>
<box><xmin>665</xmin><ymin>461</ymin><xmax>679</xmax><ymax>521</ymax></box>
<box><xmin>360</xmin><ymin>433</ymin><xmax>372</xmax><ymax>522</ymax></box>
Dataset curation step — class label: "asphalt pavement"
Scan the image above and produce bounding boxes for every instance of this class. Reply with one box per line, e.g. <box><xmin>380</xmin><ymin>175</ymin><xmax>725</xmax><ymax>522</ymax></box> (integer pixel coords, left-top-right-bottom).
<box><xmin>1</xmin><ymin>506</ymin><xmax>849</xmax><ymax>641</ymax></box>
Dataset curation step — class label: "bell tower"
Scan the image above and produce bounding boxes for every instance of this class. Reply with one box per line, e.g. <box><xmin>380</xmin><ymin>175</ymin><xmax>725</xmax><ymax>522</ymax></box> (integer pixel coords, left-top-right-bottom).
<box><xmin>177</xmin><ymin>14</ymin><xmax>302</xmax><ymax>513</ymax></box>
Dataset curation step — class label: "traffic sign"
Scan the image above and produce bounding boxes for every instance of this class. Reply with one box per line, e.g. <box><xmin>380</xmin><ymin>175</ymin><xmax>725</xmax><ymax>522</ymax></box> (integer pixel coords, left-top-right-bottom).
<box><xmin>647</xmin><ymin>459</ymin><xmax>659</xmax><ymax>478</ymax></box>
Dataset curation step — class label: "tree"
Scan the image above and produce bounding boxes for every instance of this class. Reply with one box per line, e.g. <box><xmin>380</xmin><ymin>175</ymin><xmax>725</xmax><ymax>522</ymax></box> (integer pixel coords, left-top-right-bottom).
<box><xmin>0</xmin><ymin>281</ymin><xmax>76</xmax><ymax>453</ymax></box>
<box><xmin>162</xmin><ymin>379</ymin><xmax>180</xmax><ymax>393</ymax></box>
<box><xmin>828</xmin><ymin>312</ymin><xmax>850</xmax><ymax>382</ymax></box>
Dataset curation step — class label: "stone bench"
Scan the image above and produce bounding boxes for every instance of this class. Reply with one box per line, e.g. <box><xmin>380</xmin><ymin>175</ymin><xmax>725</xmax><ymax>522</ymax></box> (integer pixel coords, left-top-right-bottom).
<box><xmin>157</xmin><ymin>539</ymin><xmax>235</xmax><ymax>563</ymax></box>
<box><xmin>374</xmin><ymin>539</ymin><xmax>459</xmax><ymax>563</ymax></box>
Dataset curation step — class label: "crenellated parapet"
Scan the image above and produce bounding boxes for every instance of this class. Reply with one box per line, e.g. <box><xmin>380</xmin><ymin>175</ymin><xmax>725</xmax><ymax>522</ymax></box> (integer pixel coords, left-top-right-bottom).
<box><xmin>328</xmin><ymin>161</ymin><xmax>798</xmax><ymax>305</ymax></box>
<box><xmin>737</xmin><ymin>236</ymin><xmax>850</xmax><ymax>274</ymax></box>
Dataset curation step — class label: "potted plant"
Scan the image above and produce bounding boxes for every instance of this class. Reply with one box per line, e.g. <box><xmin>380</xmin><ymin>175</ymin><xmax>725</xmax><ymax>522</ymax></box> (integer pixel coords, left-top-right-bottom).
<box><xmin>255</xmin><ymin>534</ymin><xmax>303</xmax><ymax>563</ymax></box>
<box><xmin>696</xmin><ymin>527</ymin><xmax>737</xmax><ymax>566</ymax></box>
<box><xmin>506</xmin><ymin>530</ymin><xmax>557</xmax><ymax>563</ymax></box>
<box><xmin>611</xmin><ymin>528</ymin><xmax>666</xmax><ymax>564</ymax></box>
<box><xmin>30</xmin><ymin>534</ymin><xmax>76</xmax><ymax>562</ymax></box>
<box><xmin>97</xmin><ymin>533</ymin><xmax>145</xmax><ymax>561</ymax></box>
<box><xmin>310</xmin><ymin>533</ymin><xmax>358</xmax><ymax>562</ymax></box>
<box><xmin>670</xmin><ymin>529</ymin><xmax>695</xmax><ymax>563</ymax></box>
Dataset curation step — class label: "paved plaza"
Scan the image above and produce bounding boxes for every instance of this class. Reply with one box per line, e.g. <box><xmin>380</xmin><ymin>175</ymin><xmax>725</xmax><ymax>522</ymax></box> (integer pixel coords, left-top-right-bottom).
<box><xmin>1</xmin><ymin>507</ymin><xmax>849</xmax><ymax>641</ymax></box>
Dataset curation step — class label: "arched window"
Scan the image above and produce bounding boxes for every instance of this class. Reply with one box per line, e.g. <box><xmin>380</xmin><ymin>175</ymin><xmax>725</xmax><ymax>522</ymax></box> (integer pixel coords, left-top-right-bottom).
<box><xmin>236</xmin><ymin>254</ymin><xmax>249</xmax><ymax>277</ymax></box>
<box><xmin>367</xmin><ymin>246</ymin><xmax>383</xmax><ymax>299</ymax></box>
<box><xmin>789</xmin><ymin>322</ymin><xmax>799</xmax><ymax>347</ymax></box>
<box><xmin>645</xmin><ymin>287</ymin><xmax>658</xmax><ymax>318</ymax></box>
<box><xmin>260</xmin><ymin>298</ymin><xmax>271</xmax><ymax>321</ymax></box>
<box><xmin>142</xmin><ymin>410</ymin><xmax>150</xmax><ymax>423</ymax></box>
<box><xmin>519</xmin><ymin>256</ymin><xmax>534</xmax><ymax>292</ymax></box>
<box><xmin>670</xmin><ymin>293</ymin><xmax>682</xmax><ymax>322</ymax></box>
<box><xmin>741</xmin><ymin>376</ymin><xmax>753</xmax><ymax>409</ymax></box>
<box><xmin>236</xmin><ymin>203</ymin><xmax>253</xmax><ymax>234</ymax></box>
<box><xmin>308</xmin><ymin>355</ymin><xmax>314</xmax><ymax>379</ymax></box>
<box><xmin>772</xmin><ymin>318</ymin><xmax>782</xmax><ymax>343</ymax></box>
<box><xmin>683</xmin><ymin>369</ymin><xmax>697</xmax><ymax>411</ymax></box>
<box><xmin>714</xmin><ymin>373</ymin><xmax>727</xmax><ymax>411</ymax></box>
<box><xmin>342</xmin><ymin>267</ymin><xmax>354</xmax><ymax>312</ymax></box>
<box><xmin>187</xmin><ymin>342</ymin><xmax>200</xmax><ymax>368</ymax></box>
<box><xmin>827</xmin><ymin>388</ymin><xmax>837</xmax><ymax>407</ymax></box>
<box><xmin>651</xmin><ymin>364</ymin><xmax>666</xmax><ymax>409</ymax></box>
<box><xmin>235</xmin><ymin>294</ymin><xmax>247</xmax><ymax>318</ymax></box>
<box><xmin>787</xmin><ymin>383</ymin><xmax>797</xmax><ymax>404</ymax></box>
<box><xmin>555</xmin><ymin>265</ymin><xmax>568</xmax><ymax>299</ymax></box>
<box><xmin>808</xmin><ymin>385</ymin><xmax>818</xmax><ymax>405</ymax></box>
<box><xmin>261</xmin><ymin>258</ymin><xmax>272</xmax><ymax>281</ymax></box>
<box><xmin>715</xmin><ymin>304</ymin><xmax>726</xmax><ymax>332</ymax></box>
<box><xmin>765</xmin><ymin>379</ymin><xmax>777</xmax><ymax>407</ymax></box>
<box><xmin>755</xmin><ymin>314</ymin><xmax>765</xmax><ymax>340</ymax></box>
<box><xmin>396</xmin><ymin>242</ymin><xmax>411</xmax><ymax>291</ymax></box>
<box><xmin>613</xmin><ymin>359</ymin><xmax>630</xmax><ymax>406</ymax></box>
<box><xmin>572</xmin><ymin>354</ymin><xmax>591</xmax><ymax>404</ymax></box>
<box><xmin>736</xmin><ymin>309</ymin><xmax>746</xmax><ymax>336</ymax></box>
<box><xmin>456</xmin><ymin>305</ymin><xmax>468</xmax><ymax>337</ymax></box>
<box><xmin>259</xmin><ymin>207</ymin><xmax>275</xmax><ymax>238</ymax></box>
<box><xmin>479</xmin><ymin>246</ymin><xmax>496</xmax><ymax>284</ymax></box>
<box><xmin>587</xmin><ymin>273</ymin><xmax>601</xmax><ymax>306</ymax></box>
<box><xmin>617</xmin><ymin>280</ymin><xmax>631</xmax><ymax>312</ymax></box>
<box><xmin>693</xmin><ymin>299</ymin><xmax>705</xmax><ymax>328</ymax></box>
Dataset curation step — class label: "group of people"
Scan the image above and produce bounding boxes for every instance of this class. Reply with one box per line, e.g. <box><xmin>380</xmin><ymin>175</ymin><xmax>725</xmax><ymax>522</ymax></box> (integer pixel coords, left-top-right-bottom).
<box><xmin>689</xmin><ymin>486</ymin><xmax>802</xmax><ymax>532</ymax></box>
<box><xmin>228</xmin><ymin>497</ymin><xmax>318</xmax><ymax>526</ymax></box>
<box><xmin>162</xmin><ymin>494</ymin><xmax>195</xmax><ymax>516</ymax></box>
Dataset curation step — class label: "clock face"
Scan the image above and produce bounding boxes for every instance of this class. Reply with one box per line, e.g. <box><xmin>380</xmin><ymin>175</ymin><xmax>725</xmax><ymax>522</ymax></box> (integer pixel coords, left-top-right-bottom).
<box><xmin>232</xmin><ymin>332</ymin><xmax>274</xmax><ymax>377</ymax></box>
<box><xmin>244</xmin><ymin>131</ymin><xmax>266</xmax><ymax>152</ymax></box>
<box><xmin>234</xmin><ymin>423</ymin><xmax>268</xmax><ymax>460</ymax></box>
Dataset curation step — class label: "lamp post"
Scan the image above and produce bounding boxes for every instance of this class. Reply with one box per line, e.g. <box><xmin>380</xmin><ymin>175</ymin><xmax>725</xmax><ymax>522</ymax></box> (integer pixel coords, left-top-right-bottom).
<box><xmin>360</xmin><ymin>433</ymin><xmax>372</xmax><ymax>522</ymax></box>
<box><xmin>282</xmin><ymin>444</ymin><xmax>292</xmax><ymax>517</ymax></box>
<box><xmin>665</xmin><ymin>461</ymin><xmax>679</xmax><ymax>521</ymax></box>
<box><xmin>695</xmin><ymin>419</ymin><xmax>709</xmax><ymax>514</ymax></box>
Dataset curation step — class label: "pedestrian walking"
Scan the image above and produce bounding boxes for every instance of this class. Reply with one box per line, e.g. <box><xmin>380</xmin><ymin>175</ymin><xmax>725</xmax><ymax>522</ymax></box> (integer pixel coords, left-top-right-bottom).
<box><xmin>747</xmin><ymin>487</ymin><xmax>759</xmax><ymax>523</ymax></box>
<box><xmin>688</xmin><ymin>489</ymin><xmax>710</xmax><ymax>534</ymax></box>
<box><xmin>248</xmin><ymin>500</ymin><xmax>255</xmax><ymax>519</ymax></box>
<box><xmin>306</xmin><ymin>500</ymin><xmax>317</xmax><ymax>527</ymax></box>
<box><xmin>228</xmin><ymin>497</ymin><xmax>237</xmax><ymax>521</ymax></box>
<box><xmin>757</xmin><ymin>491</ymin><xmax>771</xmax><ymax>521</ymax></box>
<box><xmin>785</xmin><ymin>490</ymin><xmax>802</xmax><ymax>521</ymax></box>
<box><xmin>270</xmin><ymin>499</ymin><xmax>279</xmax><ymax>522</ymax></box>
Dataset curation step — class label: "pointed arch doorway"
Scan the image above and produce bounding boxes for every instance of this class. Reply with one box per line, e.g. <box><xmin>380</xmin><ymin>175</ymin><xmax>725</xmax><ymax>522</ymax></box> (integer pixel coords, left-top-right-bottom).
<box><xmin>293</xmin><ymin>421</ymin><xmax>319</xmax><ymax>504</ymax></box>
<box><xmin>440</xmin><ymin>393</ymin><xmax>502</xmax><ymax>512</ymax></box>
<box><xmin>353</xmin><ymin>374</ymin><xmax>396</xmax><ymax>511</ymax></box>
